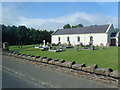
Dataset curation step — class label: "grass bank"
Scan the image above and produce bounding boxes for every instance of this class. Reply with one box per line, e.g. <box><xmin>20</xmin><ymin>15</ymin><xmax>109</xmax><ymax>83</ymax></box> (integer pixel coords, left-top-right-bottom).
<box><xmin>9</xmin><ymin>45</ymin><xmax>118</xmax><ymax>70</ymax></box>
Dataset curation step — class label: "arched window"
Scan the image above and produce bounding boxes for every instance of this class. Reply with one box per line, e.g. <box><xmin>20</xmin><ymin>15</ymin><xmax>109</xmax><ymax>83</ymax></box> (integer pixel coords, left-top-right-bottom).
<box><xmin>77</xmin><ymin>36</ymin><xmax>80</xmax><ymax>42</ymax></box>
<box><xmin>58</xmin><ymin>37</ymin><xmax>60</xmax><ymax>42</ymax></box>
<box><xmin>67</xmin><ymin>37</ymin><xmax>70</xmax><ymax>42</ymax></box>
<box><xmin>90</xmin><ymin>36</ymin><xmax>93</xmax><ymax>41</ymax></box>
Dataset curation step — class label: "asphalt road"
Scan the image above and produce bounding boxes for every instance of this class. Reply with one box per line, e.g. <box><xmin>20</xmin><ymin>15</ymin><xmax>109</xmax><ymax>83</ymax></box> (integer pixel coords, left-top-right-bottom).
<box><xmin>2</xmin><ymin>70</ymin><xmax>43</xmax><ymax>88</ymax></box>
<box><xmin>2</xmin><ymin>55</ymin><xmax>113</xmax><ymax>88</ymax></box>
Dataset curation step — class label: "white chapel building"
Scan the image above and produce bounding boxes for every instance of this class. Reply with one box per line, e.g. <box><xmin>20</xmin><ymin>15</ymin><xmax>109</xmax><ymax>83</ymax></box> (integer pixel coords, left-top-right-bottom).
<box><xmin>51</xmin><ymin>24</ymin><xmax>119</xmax><ymax>46</ymax></box>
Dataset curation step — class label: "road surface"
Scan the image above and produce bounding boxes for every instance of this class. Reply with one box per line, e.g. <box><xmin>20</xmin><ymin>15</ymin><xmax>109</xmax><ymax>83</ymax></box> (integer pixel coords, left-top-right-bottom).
<box><xmin>2</xmin><ymin>55</ymin><xmax>113</xmax><ymax>88</ymax></box>
<box><xmin>3</xmin><ymin>70</ymin><xmax>42</xmax><ymax>88</ymax></box>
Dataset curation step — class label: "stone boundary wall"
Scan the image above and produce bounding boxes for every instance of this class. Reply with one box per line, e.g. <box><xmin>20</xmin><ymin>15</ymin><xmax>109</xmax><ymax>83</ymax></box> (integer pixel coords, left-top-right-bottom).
<box><xmin>2</xmin><ymin>51</ymin><xmax>120</xmax><ymax>87</ymax></box>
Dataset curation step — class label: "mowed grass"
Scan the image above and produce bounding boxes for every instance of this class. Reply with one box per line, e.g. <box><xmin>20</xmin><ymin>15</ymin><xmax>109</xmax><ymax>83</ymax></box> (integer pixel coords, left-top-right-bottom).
<box><xmin>9</xmin><ymin>45</ymin><xmax>118</xmax><ymax>70</ymax></box>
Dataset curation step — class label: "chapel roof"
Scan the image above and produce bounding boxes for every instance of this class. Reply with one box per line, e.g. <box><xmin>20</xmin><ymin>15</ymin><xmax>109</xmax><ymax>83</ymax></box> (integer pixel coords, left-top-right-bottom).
<box><xmin>52</xmin><ymin>24</ymin><xmax>111</xmax><ymax>35</ymax></box>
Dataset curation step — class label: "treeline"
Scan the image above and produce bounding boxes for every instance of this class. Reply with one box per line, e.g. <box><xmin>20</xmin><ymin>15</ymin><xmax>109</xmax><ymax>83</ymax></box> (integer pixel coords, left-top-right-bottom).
<box><xmin>63</xmin><ymin>24</ymin><xmax>84</xmax><ymax>29</ymax></box>
<box><xmin>1</xmin><ymin>24</ymin><xmax>54</xmax><ymax>45</ymax></box>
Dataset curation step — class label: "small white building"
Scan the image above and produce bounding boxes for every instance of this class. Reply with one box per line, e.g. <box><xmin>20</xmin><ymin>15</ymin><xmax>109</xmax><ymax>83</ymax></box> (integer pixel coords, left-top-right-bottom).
<box><xmin>52</xmin><ymin>24</ymin><xmax>119</xmax><ymax>46</ymax></box>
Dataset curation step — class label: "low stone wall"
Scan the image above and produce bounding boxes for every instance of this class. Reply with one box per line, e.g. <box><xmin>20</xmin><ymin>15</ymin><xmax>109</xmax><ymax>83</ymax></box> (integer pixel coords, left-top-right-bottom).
<box><xmin>2</xmin><ymin>51</ymin><xmax>120</xmax><ymax>87</ymax></box>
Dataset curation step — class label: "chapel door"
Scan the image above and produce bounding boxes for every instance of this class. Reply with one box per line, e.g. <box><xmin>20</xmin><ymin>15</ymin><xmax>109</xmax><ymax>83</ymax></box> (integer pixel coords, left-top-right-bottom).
<box><xmin>111</xmin><ymin>39</ymin><xmax>116</xmax><ymax>46</ymax></box>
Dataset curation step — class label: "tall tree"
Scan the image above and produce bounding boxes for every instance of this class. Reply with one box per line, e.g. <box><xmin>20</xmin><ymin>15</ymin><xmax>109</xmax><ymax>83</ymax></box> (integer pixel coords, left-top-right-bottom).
<box><xmin>2</xmin><ymin>24</ymin><xmax>7</xmax><ymax>42</ymax></box>
<box><xmin>2</xmin><ymin>24</ymin><xmax>54</xmax><ymax>45</ymax></box>
<box><xmin>11</xmin><ymin>25</ymin><xmax>18</xmax><ymax>45</ymax></box>
<box><xmin>17</xmin><ymin>26</ymin><xmax>30</xmax><ymax>46</ymax></box>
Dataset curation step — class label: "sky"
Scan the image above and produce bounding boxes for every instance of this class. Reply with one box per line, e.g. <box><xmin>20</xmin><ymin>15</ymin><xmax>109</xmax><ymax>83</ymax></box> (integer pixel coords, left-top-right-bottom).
<box><xmin>1</xmin><ymin>2</ymin><xmax>118</xmax><ymax>30</ymax></box>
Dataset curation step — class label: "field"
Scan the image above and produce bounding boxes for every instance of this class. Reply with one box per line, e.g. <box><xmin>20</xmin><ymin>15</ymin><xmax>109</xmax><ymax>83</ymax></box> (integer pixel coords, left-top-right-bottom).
<box><xmin>9</xmin><ymin>45</ymin><xmax>119</xmax><ymax>70</ymax></box>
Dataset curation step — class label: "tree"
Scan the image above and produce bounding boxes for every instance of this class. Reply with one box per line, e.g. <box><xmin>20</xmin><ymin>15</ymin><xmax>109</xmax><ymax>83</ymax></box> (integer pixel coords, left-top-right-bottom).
<box><xmin>9</xmin><ymin>25</ymin><xmax>18</xmax><ymax>45</ymax></box>
<box><xmin>2</xmin><ymin>24</ymin><xmax>7</xmax><ymax>42</ymax></box>
<box><xmin>17</xmin><ymin>26</ymin><xmax>30</xmax><ymax>46</ymax></box>
<box><xmin>72</xmin><ymin>24</ymin><xmax>84</xmax><ymax>28</ymax></box>
<box><xmin>30</xmin><ymin>28</ymin><xmax>37</xmax><ymax>43</ymax></box>
<box><xmin>63</xmin><ymin>24</ymin><xmax>71</xmax><ymax>29</ymax></box>
<box><xmin>72</xmin><ymin>25</ymin><xmax>77</xmax><ymax>28</ymax></box>
<box><xmin>77</xmin><ymin>24</ymin><xmax>84</xmax><ymax>27</ymax></box>
<box><xmin>1</xmin><ymin>24</ymin><xmax>54</xmax><ymax>45</ymax></box>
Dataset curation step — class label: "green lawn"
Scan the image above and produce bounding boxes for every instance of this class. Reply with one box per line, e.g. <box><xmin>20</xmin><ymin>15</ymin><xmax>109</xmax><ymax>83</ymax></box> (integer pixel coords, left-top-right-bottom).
<box><xmin>9</xmin><ymin>45</ymin><xmax>118</xmax><ymax>70</ymax></box>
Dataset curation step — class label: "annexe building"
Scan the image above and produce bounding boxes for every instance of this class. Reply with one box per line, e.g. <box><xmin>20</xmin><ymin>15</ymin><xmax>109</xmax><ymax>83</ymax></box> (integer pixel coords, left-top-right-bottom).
<box><xmin>52</xmin><ymin>24</ymin><xmax>119</xmax><ymax>46</ymax></box>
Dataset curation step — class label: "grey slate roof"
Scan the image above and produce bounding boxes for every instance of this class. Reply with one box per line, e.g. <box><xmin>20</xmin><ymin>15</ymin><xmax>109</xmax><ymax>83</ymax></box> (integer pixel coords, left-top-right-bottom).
<box><xmin>52</xmin><ymin>24</ymin><xmax>110</xmax><ymax>35</ymax></box>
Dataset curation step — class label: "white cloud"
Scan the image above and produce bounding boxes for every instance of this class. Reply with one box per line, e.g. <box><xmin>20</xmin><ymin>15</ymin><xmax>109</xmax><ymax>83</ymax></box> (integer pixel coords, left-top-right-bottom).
<box><xmin>19</xmin><ymin>12</ymin><xmax>118</xmax><ymax>30</ymax></box>
<box><xmin>2</xmin><ymin>4</ymin><xmax>118</xmax><ymax>30</ymax></box>
<box><xmin>2</xmin><ymin>4</ymin><xmax>21</xmax><ymax>25</ymax></box>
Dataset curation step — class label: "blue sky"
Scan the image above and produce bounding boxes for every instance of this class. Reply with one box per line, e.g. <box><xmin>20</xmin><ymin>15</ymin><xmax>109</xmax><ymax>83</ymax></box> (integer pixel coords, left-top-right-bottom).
<box><xmin>2</xmin><ymin>2</ymin><xmax>118</xmax><ymax>30</ymax></box>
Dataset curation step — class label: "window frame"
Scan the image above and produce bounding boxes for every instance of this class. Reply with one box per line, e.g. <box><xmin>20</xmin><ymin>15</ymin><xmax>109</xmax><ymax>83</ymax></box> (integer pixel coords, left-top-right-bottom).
<box><xmin>67</xmin><ymin>37</ymin><xmax>70</xmax><ymax>42</ymax></box>
<box><xmin>90</xmin><ymin>36</ymin><xmax>93</xmax><ymax>41</ymax></box>
<box><xmin>77</xmin><ymin>36</ymin><xmax>80</xmax><ymax>42</ymax></box>
<box><xmin>58</xmin><ymin>37</ymin><xmax>60</xmax><ymax>42</ymax></box>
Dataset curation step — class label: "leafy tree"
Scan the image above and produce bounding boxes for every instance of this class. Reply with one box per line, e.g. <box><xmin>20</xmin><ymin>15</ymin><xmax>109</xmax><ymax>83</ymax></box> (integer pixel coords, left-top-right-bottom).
<box><xmin>2</xmin><ymin>24</ymin><xmax>7</xmax><ymax>42</ymax></box>
<box><xmin>63</xmin><ymin>24</ymin><xmax>71</xmax><ymax>29</ymax></box>
<box><xmin>72</xmin><ymin>24</ymin><xmax>84</xmax><ymax>28</ymax></box>
<box><xmin>72</xmin><ymin>25</ymin><xmax>77</xmax><ymax>28</ymax></box>
<box><xmin>17</xmin><ymin>26</ymin><xmax>30</xmax><ymax>46</ymax></box>
<box><xmin>77</xmin><ymin>24</ymin><xmax>84</xmax><ymax>27</ymax></box>
<box><xmin>8</xmin><ymin>25</ymin><xmax>18</xmax><ymax>45</ymax></box>
<box><xmin>30</xmin><ymin>28</ymin><xmax>38</xmax><ymax>43</ymax></box>
<box><xmin>1</xmin><ymin>24</ymin><xmax>54</xmax><ymax>45</ymax></box>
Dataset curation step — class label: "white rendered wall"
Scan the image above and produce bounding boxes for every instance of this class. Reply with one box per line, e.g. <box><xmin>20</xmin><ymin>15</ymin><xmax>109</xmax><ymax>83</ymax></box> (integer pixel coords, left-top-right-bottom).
<box><xmin>52</xmin><ymin>33</ymin><xmax>108</xmax><ymax>46</ymax></box>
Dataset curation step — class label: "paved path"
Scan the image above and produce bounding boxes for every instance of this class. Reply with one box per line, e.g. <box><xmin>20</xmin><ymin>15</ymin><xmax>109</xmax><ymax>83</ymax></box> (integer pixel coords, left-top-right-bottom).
<box><xmin>2</xmin><ymin>55</ymin><xmax>113</xmax><ymax>88</ymax></box>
